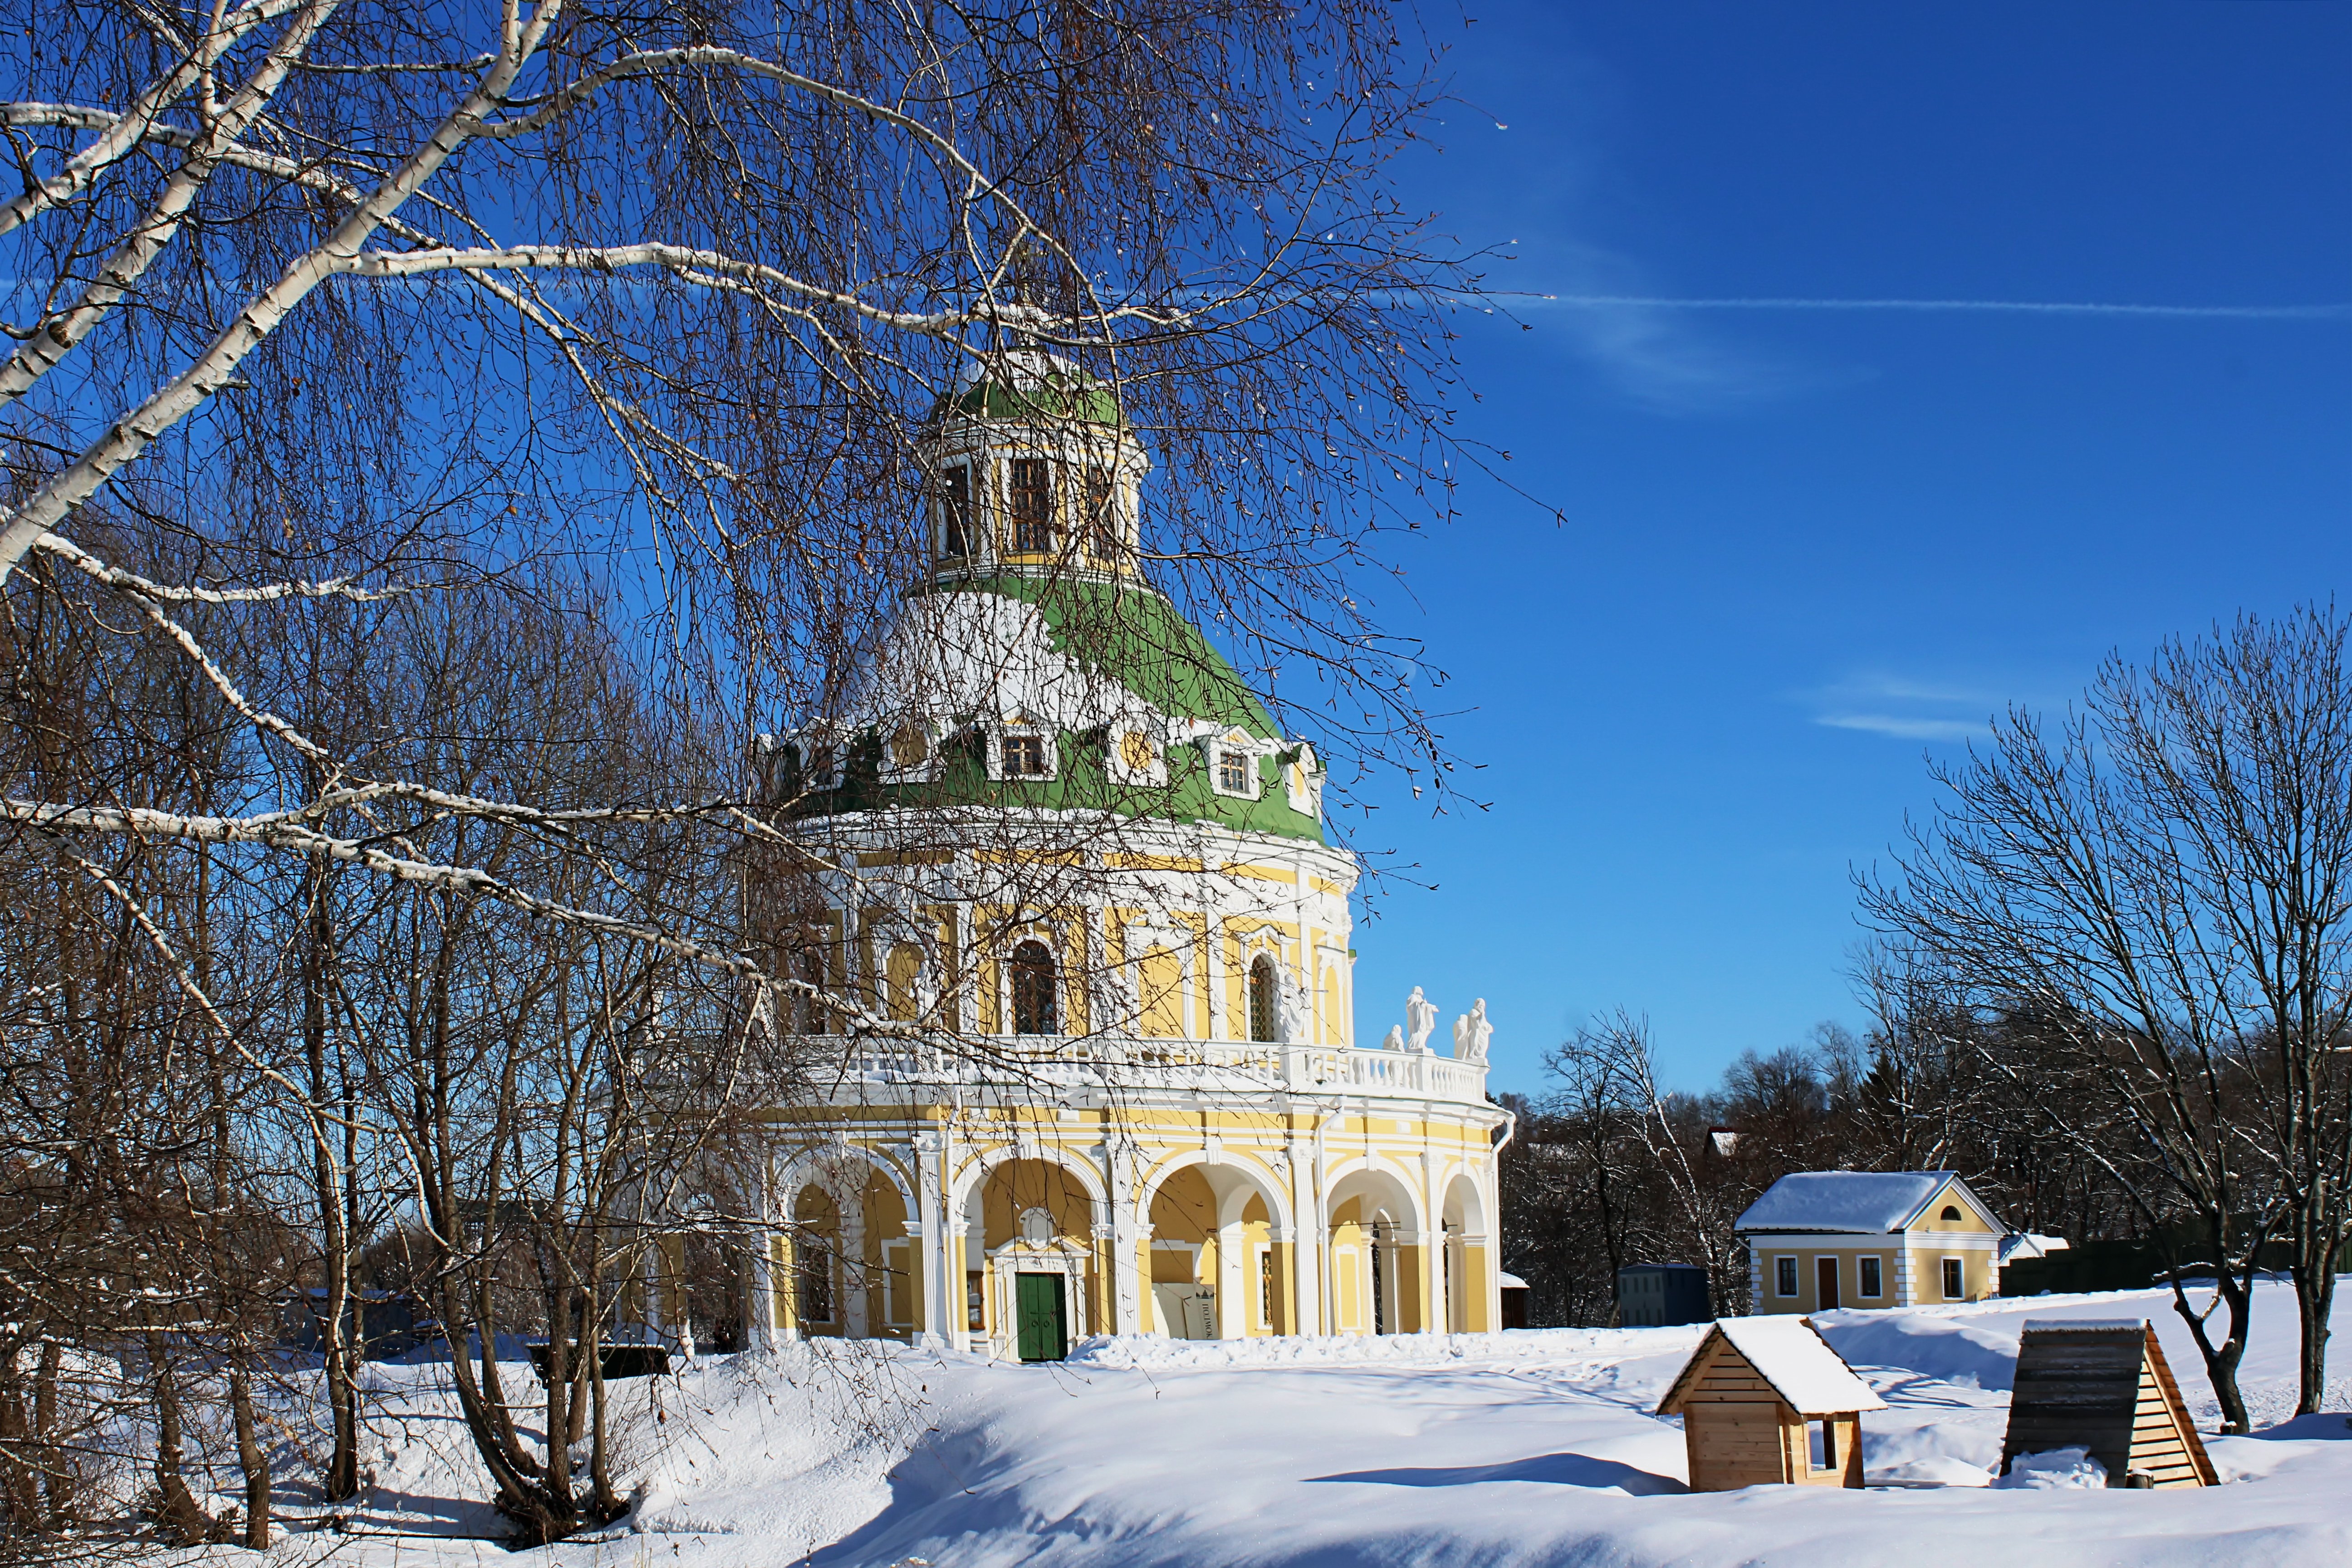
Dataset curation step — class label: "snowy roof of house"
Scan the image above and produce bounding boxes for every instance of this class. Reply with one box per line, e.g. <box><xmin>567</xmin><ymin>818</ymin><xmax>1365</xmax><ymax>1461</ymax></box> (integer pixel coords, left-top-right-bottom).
<box><xmin>1733</xmin><ymin>1170</ymin><xmax>1987</xmax><ymax>1235</ymax></box>
<box><xmin>1496</xmin><ymin>1273</ymin><xmax>1528</xmax><ymax>1290</ymax></box>
<box><xmin>1657</xmin><ymin>1316</ymin><xmax>1888</xmax><ymax>1417</ymax></box>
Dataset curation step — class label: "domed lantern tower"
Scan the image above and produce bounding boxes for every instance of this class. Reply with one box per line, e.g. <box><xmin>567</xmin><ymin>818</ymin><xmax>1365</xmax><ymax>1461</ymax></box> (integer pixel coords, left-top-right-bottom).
<box><xmin>713</xmin><ymin>352</ymin><xmax>1506</xmax><ymax>1361</ymax></box>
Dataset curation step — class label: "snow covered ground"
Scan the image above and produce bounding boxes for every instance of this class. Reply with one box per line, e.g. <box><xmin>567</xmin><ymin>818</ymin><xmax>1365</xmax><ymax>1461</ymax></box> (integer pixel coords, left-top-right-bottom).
<box><xmin>273</xmin><ymin>1279</ymin><xmax>2352</xmax><ymax>1567</ymax></box>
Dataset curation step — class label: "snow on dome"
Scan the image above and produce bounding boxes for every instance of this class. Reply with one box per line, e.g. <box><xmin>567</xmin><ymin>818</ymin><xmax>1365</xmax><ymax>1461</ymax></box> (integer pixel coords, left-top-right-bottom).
<box><xmin>1734</xmin><ymin>1171</ymin><xmax>1961</xmax><ymax>1235</ymax></box>
<box><xmin>1711</xmin><ymin>1316</ymin><xmax>1888</xmax><ymax>1416</ymax></box>
<box><xmin>950</xmin><ymin>347</ymin><xmax>1085</xmax><ymax>395</ymax></box>
<box><xmin>843</xmin><ymin>589</ymin><xmax>1148</xmax><ymax>732</ymax></box>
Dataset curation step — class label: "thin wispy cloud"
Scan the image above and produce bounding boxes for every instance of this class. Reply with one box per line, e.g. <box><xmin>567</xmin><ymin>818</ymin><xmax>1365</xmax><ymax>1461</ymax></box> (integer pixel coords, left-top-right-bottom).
<box><xmin>1802</xmin><ymin>671</ymin><xmax>2038</xmax><ymax>747</ymax></box>
<box><xmin>1518</xmin><ymin>294</ymin><xmax>2352</xmax><ymax>321</ymax></box>
<box><xmin>1816</xmin><ymin>712</ymin><xmax>1984</xmax><ymax>743</ymax></box>
<box><xmin>1504</xmin><ymin>245</ymin><xmax>1857</xmax><ymax>413</ymax></box>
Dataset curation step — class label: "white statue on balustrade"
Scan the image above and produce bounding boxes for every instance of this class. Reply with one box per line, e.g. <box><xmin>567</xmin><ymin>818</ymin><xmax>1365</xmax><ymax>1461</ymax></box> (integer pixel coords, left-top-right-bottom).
<box><xmin>1278</xmin><ymin>973</ymin><xmax>1308</xmax><ymax>1044</ymax></box>
<box><xmin>1451</xmin><ymin>998</ymin><xmax>1492</xmax><ymax>1064</ymax></box>
<box><xmin>1404</xmin><ymin>987</ymin><xmax>1438</xmax><ymax>1054</ymax></box>
<box><xmin>1380</xmin><ymin>1025</ymin><xmax>1405</xmax><ymax>1052</ymax></box>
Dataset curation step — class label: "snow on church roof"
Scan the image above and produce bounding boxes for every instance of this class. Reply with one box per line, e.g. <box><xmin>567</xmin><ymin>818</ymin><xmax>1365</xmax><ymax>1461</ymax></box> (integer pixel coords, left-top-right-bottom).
<box><xmin>1658</xmin><ymin>1316</ymin><xmax>1887</xmax><ymax>1418</ymax></box>
<box><xmin>1734</xmin><ymin>1171</ymin><xmax>1971</xmax><ymax>1235</ymax></box>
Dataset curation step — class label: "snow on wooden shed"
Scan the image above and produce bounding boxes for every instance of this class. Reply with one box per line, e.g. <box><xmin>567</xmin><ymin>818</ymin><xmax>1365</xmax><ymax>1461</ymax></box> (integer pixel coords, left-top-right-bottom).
<box><xmin>1656</xmin><ymin>1316</ymin><xmax>1887</xmax><ymax>1490</ymax></box>
<box><xmin>1999</xmin><ymin>1320</ymin><xmax>2215</xmax><ymax>1489</ymax></box>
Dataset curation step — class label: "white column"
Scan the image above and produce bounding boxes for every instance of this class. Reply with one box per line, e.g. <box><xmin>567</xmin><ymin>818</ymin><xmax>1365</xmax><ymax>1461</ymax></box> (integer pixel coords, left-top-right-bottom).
<box><xmin>1419</xmin><ymin>1148</ymin><xmax>1442</xmax><ymax>1333</ymax></box>
<box><xmin>1287</xmin><ymin>1134</ymin><xmax>1323</xmax><ymax>1336</ymax></box>
<box><xmin>842</xmin><ymin>1188</ymin><xmax>870</xmax><ymax>1339</ymax></box>
<box><xmin>1102</xmin><ymin>1137</ymin><xmax>1146</xmax><ymax>1335</ymax></box>
<box><xmin>746</xmin><ymin>1230</ymin><xmax>777</xmax><ymax>1351</ymax></box>
<box><xmin>913</xmin><ymin>1133</ymin><xmax>947</xmax><ymax>1346</ymax></box>
<box><xmin>962</xmin><ymin>1194</ymin><xmax>988</xmax><ymax>1354</ymax></box>
<box><xmin>1216</xmin><ymin>1217</ymin><xmax>1246</xmax><ymax>1339</ymax></box>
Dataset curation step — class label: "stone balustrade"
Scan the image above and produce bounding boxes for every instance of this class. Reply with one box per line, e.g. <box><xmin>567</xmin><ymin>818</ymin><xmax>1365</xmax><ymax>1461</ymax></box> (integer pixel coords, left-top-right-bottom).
<box><xmin>827</xmin><ymin>1035</ymin><xmax>1493</xmax><ymax>1106</ymax></box>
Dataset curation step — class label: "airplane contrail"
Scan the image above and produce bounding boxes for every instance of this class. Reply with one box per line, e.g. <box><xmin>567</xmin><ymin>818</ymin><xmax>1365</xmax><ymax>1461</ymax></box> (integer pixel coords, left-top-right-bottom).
<box><xmin>1519</xmin><ymin>294</ymin><xmax>2351</xmax><ymax>320</ymax></box>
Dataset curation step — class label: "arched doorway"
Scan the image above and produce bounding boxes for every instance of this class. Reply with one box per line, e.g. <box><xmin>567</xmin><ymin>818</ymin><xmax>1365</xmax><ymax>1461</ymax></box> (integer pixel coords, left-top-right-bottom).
<box><xmin>1147</xmin><ymin>1167</ymin><xmax>1220</xmax><ymax>1339</ymax></box>
<box><xmin>964</xmin><ymin>1156</ymin><xmax>1098</xmax><ymax>1359</ymax></box>
<box><xmin>1441</xmin><ymin>1171</ymin><xmax>1493</xmax><ymax>1333</ymax></box>
<box><xmin>1324</xmin><ymin>1166</ymin><xmax>1426</xmax><ymax>1336</ymax></box>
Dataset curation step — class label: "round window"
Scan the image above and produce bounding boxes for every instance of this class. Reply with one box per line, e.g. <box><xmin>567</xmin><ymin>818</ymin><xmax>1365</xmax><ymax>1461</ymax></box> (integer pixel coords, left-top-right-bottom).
<box><xmin>1118</xmin><ymin>730</ymin><xmax>1157</xmax><ymax>770</ymax></box>
<box><xmin>890</xmin><ymin>724</ymin><xmax>930</xmax><ymax>767</ymax></box>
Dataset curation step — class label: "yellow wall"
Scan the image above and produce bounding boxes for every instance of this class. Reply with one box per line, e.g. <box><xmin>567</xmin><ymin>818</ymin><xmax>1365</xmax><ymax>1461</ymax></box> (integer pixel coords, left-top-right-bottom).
<box><xmin>1907</xmin><ymin>1246</ymin><xmax>1995</xmax><ymax>1303</ymax></box>
<box><xmin>1754</xmin><ymin>1245</ymin><xmax>1900</xmax><ymax>1314</ymax></box>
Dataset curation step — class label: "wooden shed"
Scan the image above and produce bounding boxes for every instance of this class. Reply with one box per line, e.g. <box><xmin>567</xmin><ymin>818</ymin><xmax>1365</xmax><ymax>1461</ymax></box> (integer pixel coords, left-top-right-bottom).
<box><xmin>1999</xmin><ymin>1320</ymin><xmax>2215</xmax><ymax>1489</ymax></box>
<box><xmin>1656</xmin><ymin>1316</ymin><xmax>1887</xmax><ymax>1490</ymax></box>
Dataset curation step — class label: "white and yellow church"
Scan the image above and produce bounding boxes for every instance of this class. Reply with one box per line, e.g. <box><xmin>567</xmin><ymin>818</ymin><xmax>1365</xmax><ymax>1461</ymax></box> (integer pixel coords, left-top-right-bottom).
<box><xmin>690</xmin><ymin>356</ymin><xmax>1509</xmax><ymax>1361</ymax></box>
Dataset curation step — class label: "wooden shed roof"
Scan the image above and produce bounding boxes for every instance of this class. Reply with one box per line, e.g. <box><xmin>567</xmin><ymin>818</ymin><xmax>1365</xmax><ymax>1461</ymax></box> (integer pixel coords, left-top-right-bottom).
<box><xmin>1657</xmin><ymin>1317</ymin><xmax>1887</xmax><ymax>1418</ymax></box>
<box><xmin>2001</xmin><ymin>1319</ymin><xmax>2216</xmax><ymax>1488</ymax></box>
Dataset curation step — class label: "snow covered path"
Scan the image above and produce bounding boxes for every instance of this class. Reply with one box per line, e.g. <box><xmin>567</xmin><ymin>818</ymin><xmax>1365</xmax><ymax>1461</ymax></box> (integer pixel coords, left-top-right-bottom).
<box><xmin>312</xmin><ymin>1281</ymin><xmax>2352</xmax><ymax>1568</ymax></box>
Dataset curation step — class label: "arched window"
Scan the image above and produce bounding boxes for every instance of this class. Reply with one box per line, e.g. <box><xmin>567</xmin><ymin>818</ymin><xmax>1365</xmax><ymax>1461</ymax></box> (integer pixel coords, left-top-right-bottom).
<box><xmin>1011</xmin><ymin>940</ymin><xmax>1058</xmax><ymax>1035</ymax></box>
<box><xmin>798</xmin><ymin>948</ymin><xmax>829</xmax><ymax>1034</ymax></box>
<box><xmin>1248</xmin><ymin>954</ymin><xmax>1279</xmax><ymax>1043</ymax></box>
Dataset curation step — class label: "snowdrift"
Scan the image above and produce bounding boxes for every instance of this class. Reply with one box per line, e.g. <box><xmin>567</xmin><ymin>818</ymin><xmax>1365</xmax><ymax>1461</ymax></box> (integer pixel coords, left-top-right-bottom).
<box><xmin>295</xmin><ymin>1279</ymin><xmax>2352</xmax><ymax>1568</ymax></box>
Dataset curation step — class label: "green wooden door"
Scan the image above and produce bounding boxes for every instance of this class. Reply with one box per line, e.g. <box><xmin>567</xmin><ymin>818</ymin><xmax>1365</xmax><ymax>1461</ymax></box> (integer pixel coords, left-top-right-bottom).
<box><xmin>1014</xmin><ymin>1272</ymin><xmax>1067</xmax><ymax>1362</ymax></box>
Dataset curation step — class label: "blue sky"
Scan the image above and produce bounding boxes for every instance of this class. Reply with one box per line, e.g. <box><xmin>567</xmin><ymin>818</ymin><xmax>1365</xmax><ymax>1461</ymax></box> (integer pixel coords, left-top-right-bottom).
<box><xmin>1340</xmin><ymin>2</ymin><xmax>2352</xmax><ymax>1098</ymax></box>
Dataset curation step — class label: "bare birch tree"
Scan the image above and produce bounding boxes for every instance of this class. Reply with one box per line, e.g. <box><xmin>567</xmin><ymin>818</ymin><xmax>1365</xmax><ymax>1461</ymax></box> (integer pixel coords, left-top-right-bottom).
<box><xmin>3</xmin><ymin>0</ymin><xmax>1494</xmax><ymax>1545</ymax></box>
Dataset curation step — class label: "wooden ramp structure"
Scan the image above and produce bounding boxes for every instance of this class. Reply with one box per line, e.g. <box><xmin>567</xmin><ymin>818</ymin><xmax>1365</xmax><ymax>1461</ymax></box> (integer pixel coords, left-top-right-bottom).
<box><xmin>1657</xmin><ymin>1316</ymin><xmax>1887</xmax><ymax>1490</ymax></box>
<box><xmin>1999</xmin><ymin>1319</ymin><xmax>2215</xmax><ymax>1489</ymax></box>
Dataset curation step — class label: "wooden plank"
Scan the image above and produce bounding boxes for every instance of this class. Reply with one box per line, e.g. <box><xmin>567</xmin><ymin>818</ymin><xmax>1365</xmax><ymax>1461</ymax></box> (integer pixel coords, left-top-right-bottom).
<box><xmin>2139</xmin><ymin>1327</ymin><xmax>2217</xmax><ymax>1487</ymax></box>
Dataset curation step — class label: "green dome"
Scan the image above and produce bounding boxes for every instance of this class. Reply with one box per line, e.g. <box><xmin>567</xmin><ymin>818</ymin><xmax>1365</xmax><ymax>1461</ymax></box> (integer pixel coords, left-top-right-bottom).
<box><xmin>779</xmin><ymin>576</ymin><xmax>1325</xmax><ymax>843</ymax></box>
<box><xmin>928</xmin><ymin>356</ymin><xmax>1123</xmax><ymax>428</ymax></box>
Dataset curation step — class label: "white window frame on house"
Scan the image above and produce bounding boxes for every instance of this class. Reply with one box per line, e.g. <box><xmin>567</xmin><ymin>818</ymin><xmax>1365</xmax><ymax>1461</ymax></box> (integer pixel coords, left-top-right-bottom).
<box><xmin>1859</xmin><ymin>1254</ymin><xmax>1883</xmax><ymax>1298</ymax></box>
<box><xmin>987</xmin><ymin>722</ymin><xmax>1059</xmax><ymax>782</ymax></box>
<box><xmin>1208</xmin><ymin>731</ymin><xmax>1262</xmax><ymax>800</ymax></box>
<box><xmin>1941</xmin><ymin>1255</ymin><xmax>1965</xmax><ymax>1299</ymax></box>
<box><xmin>1775</xmin><ymin>1255</ymin><xmax>1798</xmax><ymax>1298</ymax></box>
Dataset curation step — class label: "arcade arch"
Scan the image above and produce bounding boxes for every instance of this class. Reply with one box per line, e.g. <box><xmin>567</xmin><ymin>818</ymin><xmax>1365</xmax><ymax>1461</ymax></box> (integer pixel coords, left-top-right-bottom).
<box><xmin>1136</xmin><ymin>1150</ymin><xmax>1294</xmax><ymax>1339</ymax></box>
<box><xmin>1324</xmin><ymin>1162</ymin><xmax>1426</xmax><ymax>1337</ymax></box>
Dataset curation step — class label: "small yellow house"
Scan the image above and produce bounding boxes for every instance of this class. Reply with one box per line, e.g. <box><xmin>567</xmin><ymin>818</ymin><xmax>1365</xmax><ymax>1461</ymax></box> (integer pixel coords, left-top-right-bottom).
<box><xmin>1736</xmin><ymin>1171</ymin><xmax>2004</xmax><ymax>1314</ymax></box>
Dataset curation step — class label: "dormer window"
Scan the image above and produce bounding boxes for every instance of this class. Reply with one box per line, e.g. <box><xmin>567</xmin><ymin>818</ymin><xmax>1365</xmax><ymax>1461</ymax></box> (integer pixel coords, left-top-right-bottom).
<box><xmin>990</xmin><ymin>723</ymin><xmax>1058</xmax><ymax>781</ymax></box>
<box><xmin>1210</xmin><ymin>735</ymin><xmax>1260</xmax><ymax>799</ymax></box>
<box><xmin>941</xmin><ymin>464</ymin><xmax>973</xmax><ymax>558</ymax></box>
<box><xmin>1004</xmin><ymin>734</ymin><xmax>1048</xmax><ymax>776</ymax></box>
<box><xmin>1009</xmin><ymin>456</ymin><xmax>1054</xmax><ymax>553</ymax></box>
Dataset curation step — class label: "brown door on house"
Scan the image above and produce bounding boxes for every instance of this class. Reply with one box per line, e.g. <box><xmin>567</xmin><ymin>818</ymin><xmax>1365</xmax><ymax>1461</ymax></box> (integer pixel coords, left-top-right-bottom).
<box><xmin>1816</xmin><ymin>1257</ymin><xmax>1840</xmax><ymax>1310</ymax></box>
